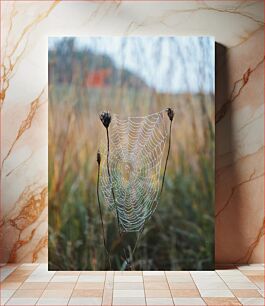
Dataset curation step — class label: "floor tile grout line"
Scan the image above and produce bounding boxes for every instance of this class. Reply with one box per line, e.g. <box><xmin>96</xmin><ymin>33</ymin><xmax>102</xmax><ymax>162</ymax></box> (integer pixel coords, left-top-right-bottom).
<box><xmin>65</xmin><ymin>292</ymin><xmax>72</xmax><ymax>306</ymax></box>
<box><xmin>1</xmin><ymin>267</ymin><xmax>21</xmax><ymax>306</ymax></box>
<box><xmin>110</xmin><ymin>271</ymin><xmax>114</xmax><ymax>306</ymax></box>
<box><xmin>164</xmin><ymin>270</ymin><xmax>175</xmax><ymax>305</ymax></box>
<box><xmin>101</xmin><ymin>270</ymin><xmax>106</xmax><ymax>306</ymax></box>
<box><xmin>26</xmin><ymin>285</ymin><xmax>46</xmax><ymax>306</ymax></box>
<box><xmin>35</xmin><ymin>264</ymin><xmax>50</xmax><ymax>304</ymax></box>
<box><xmin>1</xmin><ymin>264</ymin><xmax>265</xmax><ymax>305</ymax></box>
<box><xmin>2</xmin><ymin>263</ymin><xmax>39</xmax><ymax>284</ymax></box>
<box><xmin>190</xmin><ymin>269</ymin><xmax>203</xmax><ymax>300</ymax></box>
<box><xmin>141</xmin><ymin>270</ymin><xmax>147</xmax><ymax>306</ymax></box>
<box><xmin>217</xmin><ymin>267</ymin><xmax>257</xmax><ymax>304</ymax></box>
<box><xmin>190</xmin><ymin>270</ymin><xmax>231</xmax><ymax>305</ymax></box>
<box><xmin>231</xmin><ymin>266</ymin><xmax>252</xmax><ymax>305</ymax></box>
<box><xmin>2</xmin><ymin>285</ymin><xmax>15</xmax><ymax>305</ymax></box>
<box><xmin>67</xmin><ymin>271</ymin><xmax>80</xmax><ymax>305</ymax></box>
<box><xmin>114</xmin><ymin>270</ymin><xmax>125</xmax><ymax>306</ymax></box>
<box><xmin>204</xmin><ymin>267</ymin><xmax>246</xmax><ymax>305</ymax></box>
<box><xmin>2</xmin><ymin>264</ymin><xmax>44</xmax><ymax>305</ymax></box>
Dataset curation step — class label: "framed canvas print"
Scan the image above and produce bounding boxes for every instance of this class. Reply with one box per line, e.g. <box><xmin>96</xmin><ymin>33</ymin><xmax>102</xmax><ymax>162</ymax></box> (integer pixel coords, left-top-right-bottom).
<box><xmin>48</xmin><ymin>36</ymin><xmax>215</xmax><ymax>271</ymax></box>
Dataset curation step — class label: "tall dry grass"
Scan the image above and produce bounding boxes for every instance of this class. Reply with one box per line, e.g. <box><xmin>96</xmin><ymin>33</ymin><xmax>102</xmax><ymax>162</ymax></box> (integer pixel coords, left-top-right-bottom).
<box><xmin>48</xmin><ymin>38</ymin><xmax>214</xmax><ymax>270</ymax></box>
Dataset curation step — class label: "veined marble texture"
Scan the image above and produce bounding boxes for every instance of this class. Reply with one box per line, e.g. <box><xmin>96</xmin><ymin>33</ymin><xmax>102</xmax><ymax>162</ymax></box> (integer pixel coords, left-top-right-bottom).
<box><xmin>0</xmin><ymin>1</ymin><xmax>264</xmax><ymax>263</ymax></box>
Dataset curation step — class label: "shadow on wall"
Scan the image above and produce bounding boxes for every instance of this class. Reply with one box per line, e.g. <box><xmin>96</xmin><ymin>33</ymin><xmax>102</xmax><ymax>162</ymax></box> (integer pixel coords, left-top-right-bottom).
<box><xmin>215</xmin><ymin>43</ymin><xmax>242</xmax><ymax>264</ymax></box>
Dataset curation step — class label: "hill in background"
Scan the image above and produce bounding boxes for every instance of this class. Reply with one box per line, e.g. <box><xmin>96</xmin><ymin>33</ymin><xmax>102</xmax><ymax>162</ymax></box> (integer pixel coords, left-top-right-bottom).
<box><xmin>49</xmin><ymin>38</ymin><xmax>149</xmax><ymax>91</ymax></box>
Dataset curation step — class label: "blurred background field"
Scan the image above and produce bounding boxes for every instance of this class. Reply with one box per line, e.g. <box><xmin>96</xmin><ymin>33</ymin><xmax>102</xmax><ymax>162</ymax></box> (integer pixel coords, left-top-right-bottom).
<box><xmin>48</xmin><ymin>37</ymin><xmax>215</xmax><ymax>271</ymax></box>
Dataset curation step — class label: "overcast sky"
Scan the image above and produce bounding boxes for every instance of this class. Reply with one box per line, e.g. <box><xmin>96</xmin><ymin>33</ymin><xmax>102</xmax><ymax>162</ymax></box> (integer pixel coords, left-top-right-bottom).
<box><xmin>49</xmin><ymin>36</ymin><xmax>214</xmax><ymax>94</ymax></box>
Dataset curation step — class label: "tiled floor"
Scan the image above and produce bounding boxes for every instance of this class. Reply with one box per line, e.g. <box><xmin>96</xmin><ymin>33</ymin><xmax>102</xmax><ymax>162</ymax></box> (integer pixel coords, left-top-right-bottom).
<box><xmin>0</xmin><ymin>264</ymin><xmax>264</xmax><ymax>305</ymax></box>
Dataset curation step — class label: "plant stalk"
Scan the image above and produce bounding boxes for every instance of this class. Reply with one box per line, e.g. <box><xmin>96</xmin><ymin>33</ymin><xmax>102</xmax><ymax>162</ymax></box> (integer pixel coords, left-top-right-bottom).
<box><xmin>96</xmin><ymin>159</ymin><xmax>112</xmax><ymax>270</ymax></box>
<box><xmin>160</xmin><ymin>119</ymin><xmax>172</xmax><ymax>196</ymax></box>
<box><xmin>106</xmin><ymin>127</ymin><xmax>122</xmax><ymax>236</ymax></box>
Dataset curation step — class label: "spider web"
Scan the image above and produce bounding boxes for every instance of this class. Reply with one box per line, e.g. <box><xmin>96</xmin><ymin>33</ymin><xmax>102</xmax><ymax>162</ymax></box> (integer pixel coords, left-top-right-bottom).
<box><xmin>100</xmin><ymin>111</ymin><xmax>168</xmax><ymax>232</ymax></box>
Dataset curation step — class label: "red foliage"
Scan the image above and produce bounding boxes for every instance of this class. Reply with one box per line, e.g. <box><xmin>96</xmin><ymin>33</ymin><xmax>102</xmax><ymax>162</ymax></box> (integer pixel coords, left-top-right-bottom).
<box><xmin>85</xmin><ymin>68</ymin><xmax>112</xmax><ymax>88</ymax></box>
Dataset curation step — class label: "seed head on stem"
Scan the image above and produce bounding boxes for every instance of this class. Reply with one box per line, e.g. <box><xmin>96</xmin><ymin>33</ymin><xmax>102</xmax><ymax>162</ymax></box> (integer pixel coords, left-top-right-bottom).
<box><xmin>97</xmin><ymin>150</ymin><xmax>101</xmax><ymax>165</ymax></box>
<box><xmin>166</xmin><ymin>108</ymin><xmax>174</xmax><ymax>121</ymax></box>
<box><xmin>100</xmin><ymin>111</ymin><xmax>111</xmax><ymax>129</ymax></box>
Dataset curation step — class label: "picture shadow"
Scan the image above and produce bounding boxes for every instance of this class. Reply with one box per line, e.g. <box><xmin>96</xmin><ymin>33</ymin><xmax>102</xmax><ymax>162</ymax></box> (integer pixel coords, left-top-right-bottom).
<box><xmin>215</xmin><ymin>43</ymin><xmax>242</xmax><ymax>268</ymax></box>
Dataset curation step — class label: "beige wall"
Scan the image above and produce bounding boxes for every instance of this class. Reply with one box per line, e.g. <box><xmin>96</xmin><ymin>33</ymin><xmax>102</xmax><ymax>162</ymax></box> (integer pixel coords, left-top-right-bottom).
<box><xmin>215</xmin><ymin>28</ymin><xmax>264</xmax><ymax>263</ymax></box>
<box><xmin>1</xmin><ymin>1</ymin><xmax>264</xmax><ymax>263</ymax></box>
